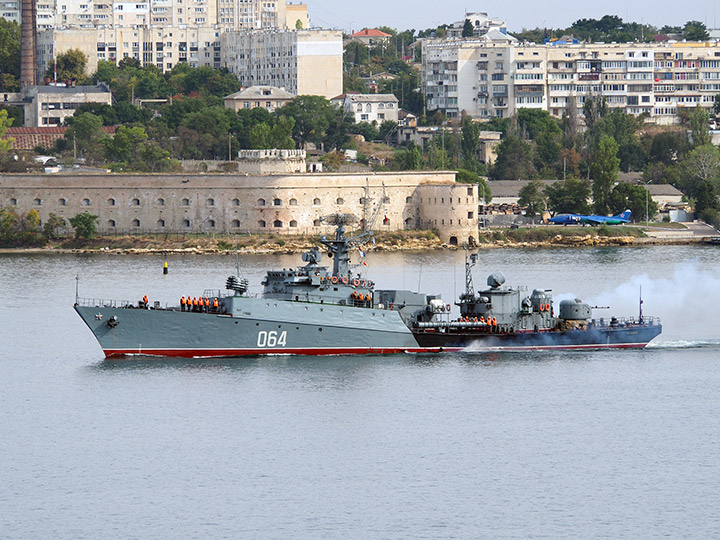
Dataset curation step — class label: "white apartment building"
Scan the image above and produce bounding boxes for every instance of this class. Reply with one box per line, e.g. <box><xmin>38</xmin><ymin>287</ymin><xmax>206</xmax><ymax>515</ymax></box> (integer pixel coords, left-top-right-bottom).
<box><xmin>447</xmin><ymin>12</ymin><xmax>507</xmax><ymax>38</ymax></box>
<box><xmin>422</xmin><ymin>38</ymin><xmax>720</xmax><ymax>125</ymax></box>
<box><xmin>1</xmin><ymin>0</ymin><xmax>20</xmax><ymax>23</ymax></box>
<box><xmin>343</xmin><ymin>94</ymin><xmax>399</xmax><ymax>124</ymax></box>
<box><xmin>38</xmin><ymin>25</ymin><xmax>222</xmax><ymax>76</ymax></box>
<box><xmin>222</xmin><ymin>29</ymin><xmax>343</xmax><ymax>99</ymax></box>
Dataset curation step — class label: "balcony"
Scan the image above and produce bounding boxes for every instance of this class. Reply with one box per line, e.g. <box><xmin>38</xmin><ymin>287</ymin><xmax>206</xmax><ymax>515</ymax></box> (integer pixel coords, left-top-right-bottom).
<box><xmin>579</xmin><ymin>73</ymin><xmax>600</xmax><ymax>81</ymax></box>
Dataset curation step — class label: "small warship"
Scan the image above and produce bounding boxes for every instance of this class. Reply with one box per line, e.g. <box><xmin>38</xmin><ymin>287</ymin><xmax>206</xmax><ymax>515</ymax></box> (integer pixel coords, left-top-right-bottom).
<box><xmin>74</xmin><ymin>215</ymin><xmax>662</xmax><ymax>358</ymax></box>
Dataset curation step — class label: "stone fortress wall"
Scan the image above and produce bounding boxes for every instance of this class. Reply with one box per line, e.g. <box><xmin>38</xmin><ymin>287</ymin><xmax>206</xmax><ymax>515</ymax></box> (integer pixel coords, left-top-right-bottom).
<box><xmin>0</xmin><ymin>172</ymin><xmax>479</xmax><ymax>245</ymax></box>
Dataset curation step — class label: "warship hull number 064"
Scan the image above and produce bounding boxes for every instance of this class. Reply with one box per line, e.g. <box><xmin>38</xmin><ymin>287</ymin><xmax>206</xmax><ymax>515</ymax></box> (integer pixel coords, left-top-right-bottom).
<box><xmin>75</xmin><ymin>214</ymin><xmax>662</xmax><ymax>358</ymax></box>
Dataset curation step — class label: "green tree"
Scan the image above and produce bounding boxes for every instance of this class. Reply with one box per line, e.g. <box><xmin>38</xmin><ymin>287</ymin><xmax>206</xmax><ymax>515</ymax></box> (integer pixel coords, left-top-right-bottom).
<box><xmin>714</xmin><ymin>94</ymin><xmax>720</xmax><ymax>116</ymax></box>
<box><xmin>608</xmin><ymin>183</ymin><xmax>657</xmax><ymax>221</ymax></box>
<box><xmin>462</xmin><ymin>19</ymin><xmax>474</xmax><ymax>38</ymax></box>
<box><xmin>277</xmin><ymin>95</ymin><xmax>334</xmax><ymax>148</ymax></box>
<box><xmin>456</xmin><ymin>169</ymin><xmax>492</xmax><ymax>202</ymax></box>
<box><xmin>491</xmin><ymin>135</ymin><xmax>535</xmax><ymax>180</ymax></box>
<box><xmin>689</xmin><ymin>106</ymin><xmax>711</xmax><ymax>147</ymax></box>
<box><xmin>105</xmin><ymin>125</ymin><xmax>148</xmax><ymax>163</ymax></box>
<box><xmin>0</xmin><ymin>19</ymin><xmax>21</xmax><ymax>91</ymax></box>
<box><xmin>65</xmin><ymin>112</ymin><xmax>105</xmax><ymax>160</ymax></box>
<box><xmin>648</xmin><ymin>131</ymin><xmax>688</xmax><ymax>165</ymax></box>
<box><xmin>69</xmin><ymin>212</ymin><xmax>99</xmax><ymax>239</ymax></box>
<box><xmin>461</xmin><ymin>116</ymin><xmax>482</xmax><ymax>172</ymax></box>
<box><xmin>45</xmin><ymin>49</ymin><xmax>88</xmax><ymax>82</ymax></box>
<box><xmin>518</xmin><ymin>180</ymin><xmax>547</xmax><ymax>216</ymax></box>
<box><xmin>352</xmin><ymin>121</ymin><xmax>379</xmax><ymax>142</ymax></box>
<box><xmin>395</xmin><ymin>143</ymin><xmax>424</xmax><ymax>170</ymax></box>
<box><xmin>43</xmin><ymin>213</ymin><xmax>67</xmax><ymax>240</ymax></box>
<box><xmin>683</xmin><ymin>20</ymin><xmax>709</xmax><ymax>41</ymax></box>
<box><xmin>0</xmin><ymin>108</ymin><xmax>13</xmax><ymax>153</ymax></box>
<box><xmin>545</xmin><ymin>178</ymin><xmax>592</xmax><ymax>215</ymax></box>
<box><xmin>118</xmin><ymin>57</ymin><xmax>142</xmax><ymax>70</ymax></box>
<box><xmin>249</xmin><ymin>122</ymin><xmax>272</xmax><ymax>149</ymax></box>
<box><xmin>590</xmin><ymin>135</ymin><xmax>620</xmax><ymax>214</ymax></box>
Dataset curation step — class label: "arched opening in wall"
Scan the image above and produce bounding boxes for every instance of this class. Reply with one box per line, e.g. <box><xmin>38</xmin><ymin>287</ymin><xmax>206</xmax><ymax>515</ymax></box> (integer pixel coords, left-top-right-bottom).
<box><xmin>336</xmin><ymin>197</ymin><xmax>344</xmax><ymax>205</ymax></box>
<box><xmin>404</xmin><ymin>218</ymin><xmax>412</xmax><ymax>228</ymax></box>
<box><xmin>131</xmin><ymin>219</ymin><xmax>141</xmax><ymax>227</ymax></box>
<box><xmin>258</xmin><ymin>220</ymin><xmax>266</xmax><ymax>228</ymax></box>
<box><xmin>157</xmin><ymin>198</ymin><xmax>165</xmax><ymax>206</ymax></box>
<box><xmin>182</xmin><ymin>219</ymin><xmax>191</xmax><ymax>228</ymax></box>
<box><xmin>359</xmin><ymin>197</ymin><xmax>366</xmax><ymax>204</ymax></box>
<box><xmin>207</xmin><ymin>198</ymin><xmax>215</xmax><ymax>207</ymax></box>
<box><xmin>82</xmin><ymin>198</ymin><xmax>91</xmax><ymax>206</ymax></box>
<box><xmin>313</xmin><ymin>219</ymin><xmax>321</xmax><ymax>227</ymax></box>
<box><xmin>131</xmin><ymin>198</ymin><xmax>141</xmax><ymax>206</ymax></box>
<box><xmin>273</xmin><ymin>219</ymin><xmax>283</xmax><ymax>228</ymax></box>
<box><xmin>449</xmin><ymin>236</ymin><xmax>458</xmax><ymax>246</ymax></box>
<box><xmin>289</xmin><ymin>220</ymin><xmax>297</xmax><ymax>228</ymax></box>
<box><xmin>34</xmin><ymin>198</ymin><xmax>42</xmax><ymax>206</ymax></box>
<box><xmin>207</xmin><ymin>219</ymin><xmax>216</xmax><ymax>229</ymax></box>
<box><xmin>273</xmin><ymin>198</ymin><xmax>282</xmax><ymax>206</ymax></box>
<box><xmin>232</xmin><ymin>198</ymin><xmax>240</xmax><ymax>206</ymax></box>
<box><xmin>181</xmin><ymin>198</ymin><xmax>190</xmax><ymax>206</ymax></box>
<box><xmin>231</xmin><ymin>219</ymin><xmax>241</xmax><ymax>228</ymax></box>
<box><xmin>257</xmin><ymin>198</ymin><xmax>266</xmax><ymax>206</ymax></box>
<box><xmin>289</xmin><ymin>198</ymin><xmax>298</xmax><ymax>206</ymax></box>
<box><xmin>157</xmin><ymin>219</ymin><xmax>166</xmax><ymax>228</ymax></box>
<box><xmin>108</xmin><ymin>219</ymin><xmax>116</xmax><ymax>227</ymax></box>
<box><xmin>9</xmin><ymin>198</ymin><xmax>17</xmax><ymax>205</ymax></box>
<box><xmin>405</xmin><ymin>196</ymin><xmax>412</xmax><ymax>203</ymax></box>
<box><xmin>58</xmin><ymin>198</ymin><xmax>66</xmax><ymax>206</ymax></box>
<box><xmin>313</xmin><ymin>198</ymin><xmax>320</xmax><ymax>205</ymax></box>
<box><xmin>107</xmin><ymin>198</ymin><xmax>115</xmax><ymax>206</ymax></box>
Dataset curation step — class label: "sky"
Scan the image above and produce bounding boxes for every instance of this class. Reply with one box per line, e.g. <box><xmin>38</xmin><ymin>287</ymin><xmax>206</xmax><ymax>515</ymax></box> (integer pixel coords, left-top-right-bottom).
<box><xmin>305</xmin><ymin>0</ymin><xmax>718</xmax><ymax>34</ymax></box>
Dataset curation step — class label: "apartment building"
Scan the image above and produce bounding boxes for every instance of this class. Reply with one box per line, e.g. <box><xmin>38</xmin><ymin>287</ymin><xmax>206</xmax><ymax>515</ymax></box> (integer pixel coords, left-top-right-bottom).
<box><xmin>38</xmin><ymin>25</ymin><xmax>222</xmax><ymax>75</ymax></box>
<box><xmin>343</xmin><ymin>94</ymin><xmax>399</xmax><ymax>124</ymax></box>
<box><xmin>222</xmin><ymin>29</ymin><xmax>343</xmax><ymax>99</ymax></box>
<box><xmin>422</xmin><ymin>38</ymin><xmax>720</xmax><ymax>125</ymax></box>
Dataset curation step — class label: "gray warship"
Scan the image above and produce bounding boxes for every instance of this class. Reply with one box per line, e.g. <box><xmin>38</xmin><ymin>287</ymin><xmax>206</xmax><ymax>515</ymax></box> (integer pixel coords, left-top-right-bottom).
<box><xmin>75</xmin><ymin>215</ymin><xmax>662</xmax><ymax>358</ymax></box>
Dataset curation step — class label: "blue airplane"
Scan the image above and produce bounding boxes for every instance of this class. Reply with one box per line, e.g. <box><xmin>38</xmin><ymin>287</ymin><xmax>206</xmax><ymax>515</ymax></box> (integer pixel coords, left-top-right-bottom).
<box><xmin>548</xmin><ymin>210</ymin><xmax>632</xmax><ymax>225</ymax></box>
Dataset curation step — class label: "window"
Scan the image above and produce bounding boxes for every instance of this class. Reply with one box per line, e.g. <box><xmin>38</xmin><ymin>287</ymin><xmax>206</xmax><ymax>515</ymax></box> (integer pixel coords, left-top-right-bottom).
<box><xmin>336</xmin><ymin>197</ymin><xmax>344</xmax><ymax>204</ymax></box>
<box><xmin>131</xmin><ymin>198</ymin><xmax>140</xmax><ymax>206</ymax></box>
<box><xmin>273</xmin><ymin>220</ymin><xmax>283</xmax><ymax>227</ymax></box>
<box><xmin>273</xmin><ymin>198</ymin><xmax>282</xmax><ymax>206</ymax></box>
<box><xmin>231</xmin><ymin>219</ymin><xmax>240</xmax><ymax>228</ymax></box>
<box><xmin>107</xmin><ymin>198</ymin><xmax>115</xmax><ymax>206</ymax></box>
<box><xmin>313</xmin><ymin>198</ymin><xmax>320</xmax><ymax>205</ymax></box>
<box><xmin>82</xmin><ymin>198</ymin><xmax>91</xmax><ymax>206</ymax></box>
<box><xmin>289</xmin><ymin>198</ymin><xmax>297</xmax><ymax>206</ymax></box>
<box><xmin>289</xmin><ymin>220</ymin><xmax>297</xmax><ymax>227</ymax></box>
<box><xmin>157</xmin><ymin>219</ymin><xmax>166</xmax><ymax>228</ymax></box>
<box><xmin>207</xmin><ymin>219</ymin><xmax>216</xmax><ymax>228</ymax></box>
<box><xmin>258</xmin><ymin>220</ymin><xmax>266</xmax><ymax>228</ymax></box>
<box><xmin>257</xmin><ymin>198</ymin><xmax>266</xmax><ymax>206</ymax></box>
<box><xmin>468</xmin><ymin>211</ymin><xmax>474</xmax><ymax>219</ymax></box>
<box><xmin>108</xmin><ymin>219</ymin><xmax>116</xmax><ymax>227</ymax></box>
<box><xmin>232</xmin><ymin>198</ymin><xmax>240</xmax><ymax>206</ymax></box>
<box><xmin>181</xmin><ymin>198</ymin><xmax>190</xmax><ymax>206</ymax></box>
<box><xmin>405</xmin><ymin>196</ymin><xmax>412</xmax><ymax>203</ymax></box>
<box><xmin>156</xmin><ymin>198</ymin><xmax>165</xmax><ymax>206</ymax></box>
<box><xmin>9</xmin><ymin>198</ymin><xmax>17</xmax><ymax>205</ymax></box>
<box><xmin>313</xmin><ymin>219</ymin><xmax>321</xmax><ymax>226</ymax></box>
<box><xmin>207</xmin><ymin>198</ymin><xmax>215</xmax><ymax>206</ymax></box>
<box><xmin>131</xmin><ymin>219</ymin><xmax>140</xmax><ymax>227</ymax></box>
<box><xmin>182</xmin><ymin>219</ymin><xmax>191</xmax><ymax>227</ymax></box>
<box><xmin>59</xmin><ymin>198</ymin><xmax>66</xmax><ymax>206</ymax></box>
<box><xmin>34</xmin><ymin>198</ymin><xmax>42</xmax><ymax>205</ymax></box>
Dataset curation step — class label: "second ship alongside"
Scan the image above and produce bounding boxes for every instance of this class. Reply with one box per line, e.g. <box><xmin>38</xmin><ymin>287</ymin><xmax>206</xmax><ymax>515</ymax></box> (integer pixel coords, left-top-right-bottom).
<box><xmin>75</xmin><ymin>215</ymin><xmax>662</xmax><ymax>357</ymax></box>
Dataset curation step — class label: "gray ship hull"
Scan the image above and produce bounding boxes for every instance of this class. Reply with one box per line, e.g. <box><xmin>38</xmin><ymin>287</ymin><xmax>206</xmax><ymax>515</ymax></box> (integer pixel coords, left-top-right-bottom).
<box><xmin>75</xmin><ymin>297</ymin><xmax>429</xmax><ymax>358</ymax></box>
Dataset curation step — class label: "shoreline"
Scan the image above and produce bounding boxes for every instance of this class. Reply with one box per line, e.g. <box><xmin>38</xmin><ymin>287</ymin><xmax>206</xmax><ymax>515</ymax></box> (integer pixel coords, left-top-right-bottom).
<box><xmin>0</xmin><ymin>233</ymin><xmax>715</xmax><ymax>255</ymax></box>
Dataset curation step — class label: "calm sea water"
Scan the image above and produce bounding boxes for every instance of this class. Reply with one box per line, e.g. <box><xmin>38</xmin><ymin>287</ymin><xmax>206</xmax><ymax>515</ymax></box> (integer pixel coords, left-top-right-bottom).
<box><xmin>2</xmin><ymin>246</ymin><xmax>720</xmax><ymax>539</ymax></box>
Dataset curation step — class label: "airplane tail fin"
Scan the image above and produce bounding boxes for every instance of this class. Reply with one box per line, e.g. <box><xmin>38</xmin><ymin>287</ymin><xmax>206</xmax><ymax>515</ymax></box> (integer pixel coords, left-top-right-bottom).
<box><xmin>615</xmin><ymin>210</ymin><xmax>631</xmax><ymax>220</ymax></box>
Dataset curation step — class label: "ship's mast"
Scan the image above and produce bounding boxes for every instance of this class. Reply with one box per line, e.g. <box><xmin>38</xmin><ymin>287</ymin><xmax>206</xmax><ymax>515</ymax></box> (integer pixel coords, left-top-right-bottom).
<box><xmin>460</xmin><ymin>246</ymin><xmax>478</xmax><ymax>302</ymax></box>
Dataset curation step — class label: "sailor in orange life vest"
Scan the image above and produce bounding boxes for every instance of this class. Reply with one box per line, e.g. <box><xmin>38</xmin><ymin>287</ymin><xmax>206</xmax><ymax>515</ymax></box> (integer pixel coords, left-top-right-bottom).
<box><xmin>180</xmin><ymin>296</ymin><xmax>186</xmax><ymax>311</ymax></box>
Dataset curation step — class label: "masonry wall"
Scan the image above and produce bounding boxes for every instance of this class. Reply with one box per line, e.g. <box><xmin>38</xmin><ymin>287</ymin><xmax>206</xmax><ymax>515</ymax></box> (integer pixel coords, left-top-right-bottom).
<box><xmin>0</xmin><ymin>172</ymin><xmax>478</xmax><ymax>242</ymax></box>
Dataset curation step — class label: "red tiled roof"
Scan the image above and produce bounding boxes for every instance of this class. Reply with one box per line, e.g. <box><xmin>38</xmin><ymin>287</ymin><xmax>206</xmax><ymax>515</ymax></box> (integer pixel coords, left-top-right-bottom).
<box><xmin>352</xmin><ymin>29</ymin><xmax>391</xmax><ymax>38</ymax></box>
<box><xmin>2</xmin><ymin>126</ymin><xmax>117</xmax><ymax>150</ymax></box>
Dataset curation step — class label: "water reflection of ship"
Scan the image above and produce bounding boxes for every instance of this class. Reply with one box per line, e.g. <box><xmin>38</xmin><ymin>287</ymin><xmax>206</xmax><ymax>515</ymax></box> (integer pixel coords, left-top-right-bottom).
<box><xmin>74</xmin><ymin>214</ymin><xmax>662</xmax><ymax>358</ymax></box>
